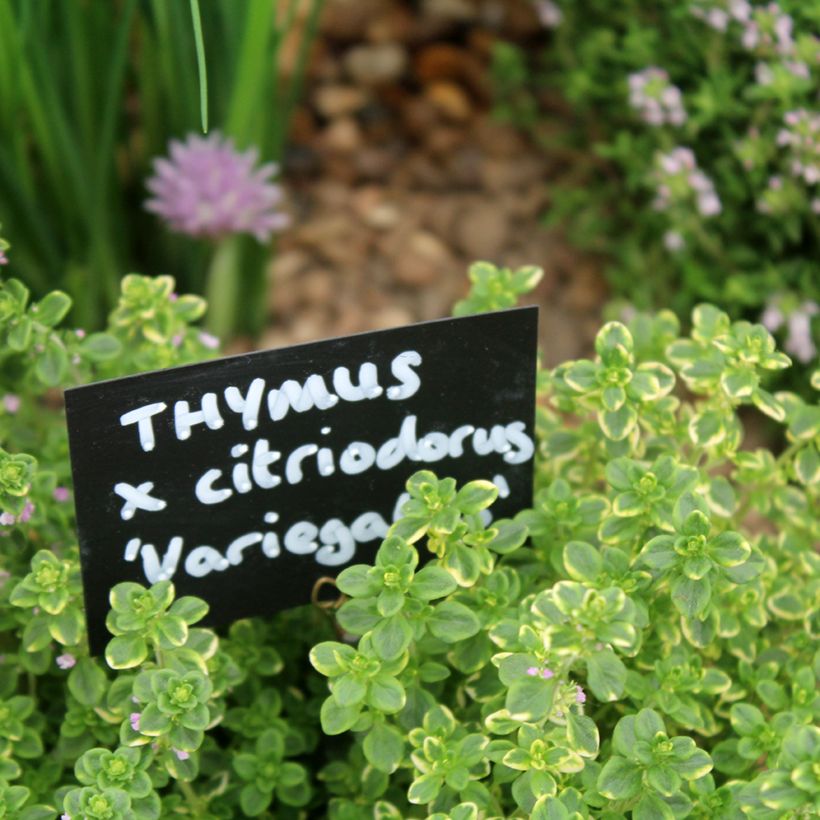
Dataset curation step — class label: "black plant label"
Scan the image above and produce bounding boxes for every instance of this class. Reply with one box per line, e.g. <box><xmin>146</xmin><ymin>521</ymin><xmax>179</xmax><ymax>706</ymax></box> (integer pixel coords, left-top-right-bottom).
<box><xmin>65</xmin><ymin>308</ymin><xmax>538</xmax><ymax>652</ymax></box>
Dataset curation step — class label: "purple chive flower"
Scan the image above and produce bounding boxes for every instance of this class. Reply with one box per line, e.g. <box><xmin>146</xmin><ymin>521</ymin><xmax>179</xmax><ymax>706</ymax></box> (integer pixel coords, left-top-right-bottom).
<box><xmin>56</xmin><ymin>653</ymin><xmax>76</xmax><ymax>670</ymax></box>
<box><xmin>534</xmin><ymin>0</ymin><xmax>562</xmax><ymax>28</ymax></box>
<box><xmin>3</xmin><ymin>394</ymin><xmax>20</xmax><ymax>414</ymax></box>
<box><xmin>174</xmin><ymin>748</ymin><xmax>190</xmax><ymax>761</ymax></box>
<box><xmin>53</xmin><ymin>487</ymin><xmax>70</xmax><ymax>503</ymax></box>
<box><xmin>146</xmin><ymin>133</ymin><xmax>290</xmax><ymax>242</ymax></box>
<box><xmin>198</xmin><ymin>331</ymin><xmax>219</xmax><ymax>350</ymax></box>
<box><xmin>628</xmin><ymin>67</ymin><xmax>687</xmax><ymax>127</ymax></box>
<box><xmin>129</xmin><ymin>712</ymin><xmax>141</xmax><ymax>732</ymax></box>
<box><xmin>576</xmin><ymin>686</ymin><xmax>587</xmax><ymax>703</ymax></box>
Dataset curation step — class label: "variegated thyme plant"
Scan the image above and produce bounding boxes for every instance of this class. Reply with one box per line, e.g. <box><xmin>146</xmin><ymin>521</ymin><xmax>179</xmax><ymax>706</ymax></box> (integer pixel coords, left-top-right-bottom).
<box><xmin>0</xmin><ymin>261</ymin><xmax>816</xmax><ymax>818</ymax></box>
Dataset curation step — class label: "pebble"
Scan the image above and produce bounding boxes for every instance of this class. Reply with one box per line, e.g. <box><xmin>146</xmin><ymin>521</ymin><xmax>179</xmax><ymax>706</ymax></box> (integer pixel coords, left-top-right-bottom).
<box><xmin>321</xmin><ymin>117</ymin><xmax>363</xmax><ymax>153</ymax></box>
<box><xmin>314</xmin><ymin>85</ymin><xmax>369</xmax><ymax>118</ymax></box>
<box><xmin>454</xmin><ymin>202</ymin><xmax>510</xmax><ymax>260</ymax></box>
<box><xmin>344</xmin><ymin>43</ymin><xmax>408</xmax><ymax>85</ymax></box>
<box><xmin>425</xmin><ymin>82</ymin><xmax>472</xmax><ymax>122</ymax></box>
<box><xmin>394</xmin><ymin>230</ymin><xmax>453</xmax><ymax>287</ymax></box>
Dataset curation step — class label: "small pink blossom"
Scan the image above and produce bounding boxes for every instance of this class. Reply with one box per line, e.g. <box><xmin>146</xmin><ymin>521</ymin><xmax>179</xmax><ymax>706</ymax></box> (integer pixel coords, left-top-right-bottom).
<box><xmin>56</xmin><ymin>653</ymin><xmax>76</xmax><ymax>670</ymax></box>
<box><xmin>526</xmin><ymin>665</ymin><xmax>554</xmax><ymax>679</ymax></box>
<box><xmin>3</xmin><ymin>394</ymin><xmax>20</xmax><ymax>414</ymax></box>
<box><xmin>171</xmin><ymin>333</ymin><xmax>184</xmax><ymax>349</ymax></box>
<box><xmin>0</xmin><ymin>513</ymin><xmax>15</xmax><ymax>527</ymax></box>
<box><xmin>198</xmin><ymin>332</ymin><xmax>219</xmax><ymax>350</ymax></box>
<box><xmin>18</xmin><ymin>501</ymin><xmax>34</xmax><ymax>523</ymax></box>
<box><xmin>174</xmin><ymin>748</ymin><xmax>190</xmax><ymax>761</ymax></box>
<box><xmin>576</xmin><ymin>686</ymin><xmax>587</xmax><ymax>703</ymax></box>
<box><xmin>534</xmin><ymin>0</ymin><xmax>562</xmax><ymax>28</ymax></box>
<box><xmin>129</xmin><ymin>712</ymin><xmax>141</xmax><ymax>731</ymax></box>
<box><xmin>0</xmin><ymin>250</ymin><xmax>7</xmax><ymax>266</ymax></box>
<box><xmin>53</xmin><ymin>487</ymin><xmax>70</xmax><ymax>502</ymax></box>
<box><xmin>75</xmin><ymin>329</ymin><xmax>86</xmax><ymax>339</ymax></box>
<box><xmin>664</xmin><ymin>231</ymin><xmax>685</xmax><ymax>252</ymax></box>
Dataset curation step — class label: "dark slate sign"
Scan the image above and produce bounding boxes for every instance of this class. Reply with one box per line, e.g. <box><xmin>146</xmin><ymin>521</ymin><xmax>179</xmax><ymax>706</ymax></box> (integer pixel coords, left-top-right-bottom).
<box><xmin>65</xmin><ymin>307</ymin><xmax>538</xmax><ymax>652</ymax></box>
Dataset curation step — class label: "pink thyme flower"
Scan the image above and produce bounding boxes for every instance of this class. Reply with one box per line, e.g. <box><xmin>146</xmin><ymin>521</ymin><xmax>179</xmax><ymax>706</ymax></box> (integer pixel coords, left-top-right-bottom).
<box><xmin>526</xmin><ymin>665</ymin><xmax>554</xmax><ymax>679</ymax></box>
<box><xmin>146</xmin><ymin>133</ymin><xmax>290</xmax><ymax>242</ymax></box>
<box><xmin>56</xmin><ymin>653</ymin><xmax>76</xmax><ymax>670</ymax></box>
<box><xmin>171</xmin><ymin>333</ymin><xmax>184</xmax><ymax>349</ymax></box>
<box><xmin>198</xmin><ymin>331</ymin><xmax>219</xmax><ymax>350</ymax></box>
<box><xmin>53</xmin><ymin>487</ymin><xmax>70</xmax><ymax>503</ymax></box>
<box><xmin>129</xmin><ymin>712</ymin><xmax>141</xmax><ymax>732</ymax></box>
<box><xmin>0</xmin><ymin>250</ymin><xmax>7</xmax><ymax>266</ymax></box>
<box><xmin>18</xmin><ymin>501</ymin><xmax>34</xmax><ymax>523</ymax></box>
<box><xmin>174</xmin><ymin>748</ymin><xmax>190</xmax><ymax>761</ymax></box>
<box><xmin>3</xmin><ymin>394</ymin><xmax>20</xmax><ymax>414</ymax></box>
<box><xmin>534</xmin><ymin>0</ymin><xmax>562</xmax><ymax>28</ymax></box>
<box><xmin>0</xmin><ymin>513</ymin><xmax>15</xmax><ymax>527</ymax></box>
<box><xmin>576</xmin><ymin>686</ymin><xmax>586</xmax><ymax>703</ymax></box>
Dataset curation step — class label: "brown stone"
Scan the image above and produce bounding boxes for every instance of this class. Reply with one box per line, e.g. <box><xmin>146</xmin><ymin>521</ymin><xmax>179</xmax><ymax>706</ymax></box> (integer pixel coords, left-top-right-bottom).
<box><xmin>344</xmin><ymin>42</ymin><xmax>408</xmax><ymax>85</ymax></box>
<box><xmin>320</xmin><ymin>0</ymin><xmax>382</xmax><ymax>40</ymax></box>
<box><xmin>425</xmin><ymin>82</ymin><xmax>473</xmax><ymax>122</ymax></box>
<box><xmin>321</xmin><ymin>116</ymin><xmax>363</xmax><ymax>153</ymax></box>
<box><xmin>454</xmin><ymin>202</ymin><xmax>510</xmax><ymax>260</ymax></box>
<box><xmin>393</xmin><ymin>230</ymin><xmax>454</xmax><ymax>287</ymax></box>
<box><xmin>313</xmin><ymin>85</ymin><xmax>369</xmax><ymax>118</ymax></box>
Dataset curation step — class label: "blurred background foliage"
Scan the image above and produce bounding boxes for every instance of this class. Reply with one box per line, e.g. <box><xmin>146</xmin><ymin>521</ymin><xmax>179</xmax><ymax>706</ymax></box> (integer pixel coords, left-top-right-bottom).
<box><xmin>0</xmin><ymin>0</ymin><xmax>322</xmax><ymax>334</ymax></box>
<box><xmin>492</xmin><ymin>0</ymin><xmax>820</xmax><ymax>343</ymax></box>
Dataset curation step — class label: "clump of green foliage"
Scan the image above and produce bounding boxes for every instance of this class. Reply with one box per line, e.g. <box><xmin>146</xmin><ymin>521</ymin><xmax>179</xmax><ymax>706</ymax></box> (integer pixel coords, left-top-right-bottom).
<box><xmin>493</xmin><ymin>0</ymin><xmax>819</xmax><ymax>349</ymax></box>
<box><xmin>0</xmin><ymin>261</ymin><xmax>816</xmax><ymax>817</ymax></box>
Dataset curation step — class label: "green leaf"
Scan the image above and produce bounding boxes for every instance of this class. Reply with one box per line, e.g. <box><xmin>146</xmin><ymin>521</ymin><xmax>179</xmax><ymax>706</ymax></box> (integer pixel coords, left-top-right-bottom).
<box><xmin>586</xmin><ymin>649</ymin><xmax>626</xmax><ymax>702</ymax></box>
<box><xmin>168</xmin><ymin>596</ymin><xmax>209</xmax><ymax>625</ymax></box>
<box><xmin>80</xmin><ymin>332</ymin><xmax>122</xmax><ymax>362</ymax></box>
<box><xmin>633</xmin><ymin>792</ymin><xmax>675</xmax><ymax>820</ymax></box>
<box><xmin>488</xmin><ymin>520</ymin><xmax>528</xmax><ymax>554</ymax></box>
<box><xmin>455</xmin><ymin>480</ymin><xmax>498</xmax><ymax>514</ymax></box>
<box><xmin>410</xmin><ymin>565</ymin><xmax>457</xmax><ymax>600</ymax></box>
<box><xmin>599</xmin><ymin>404</ymin><xmax>638</xmax><ymax>441</ymax></box>
<box><xmin>68</xmin><ymin>658</ymin><xmax>108</xmax><ymax>706</ymax></box>
<box><xmin>332</xmin><ymin>673</ymin><xmax>367</xmax><ymax>707</ymax></box>
<box><xmin>596</xmin><ymin>322</ymin><xmax>634</xmax><ymax>357</ymax></box>
<box><xmin>33</xmin><ymin>291</ymin><xmax>71</xmax><ymax>327</ymax></box>
<box><xmin>363</xmin><ymin>722</ymin><xmax>404</xmax><ymax>773</ymax></box>
<box><xmin>563</xmin><ymin>541</ymin><xmax>602</xmax><ymax>582</ymax></box>
<box><xmin>567</xmin><ymin>712</ymin><xmax>599</xmax><ymax>757</ymax></box>
<box><xmin>597</xmin><ymin>755</ymin><xmax>641</xmax><ymax>800</ymax></box>
<box><xmin>752</xmin><ymin>388</ymin><xmax>785</xmax><ymax>421</ymax></box>
<box><xmin>368</xmin><ymin>674</ymin><xmax>405</xmax><ymax>713</ymax></box>
<box><xmin>564</xmin><ymin>360</ymin><xmax>598</xmax><ymax>392</ymax></box>
<box><xmin>710</xmin><ymin>531</ymin><xmax>750</xmax><ymax>567</ymax></box>
<box><xmin>408</xmin><ymin>773</ymin><xmax>442</xmax><ymax>805</ymax></box>
<box><xmin>309</xmin><ymin>641</ymin><xmax>354</xmax><ymax>676</ymax></box>
<box><xmin>105</xmin><ymin>634</ymin><xmax>148</xmax><ymax>670</ymax></box>
<box><xmin>240</xmin><ymin>783</ymin><xmax>272</xmax><ymax>817</ymax></box>
<box><xmin>428</xmin><ymin>601</ymin><xmax>480</xmax><ymax>642</ymax></box>
<box><xmin>671</xmin><ymin>575</ymin><xmax>711</xmax><ymax>619</ymax></box>
<box><xmin>640</xmin><ymin>535</ymin><xmax>677</xmax><ymax>570</ymax></box>
<box><xmin>506</xmin><ymin>676</ymin><xmax>555</xmax><ymax>721</ymax></box>
<box><xmin>372</xmin><ymin>613</ymin><xmax>412</xmax><ymax>661</ymax></box>
<box><xmin>730</xmin><ymin>703</ymin><xmax>765</xmax><ymax>736</ymax></box>
<box><xmin>34</xmin><ymin>336</ymin><xmax>68</xmax><ymax>386</ymax></box>
<box><xmin>320</xmin><ymin>697</ymin><xmax>360</xmax><ymax>735</ymax></box>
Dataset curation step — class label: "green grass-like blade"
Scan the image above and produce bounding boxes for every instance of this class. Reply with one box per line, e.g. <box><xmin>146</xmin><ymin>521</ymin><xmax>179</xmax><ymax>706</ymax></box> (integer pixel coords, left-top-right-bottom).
<box><xmin>189</xmin><ymin>0</ymin><xmax>208</xmax><ymax>133</ymax></box>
